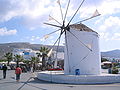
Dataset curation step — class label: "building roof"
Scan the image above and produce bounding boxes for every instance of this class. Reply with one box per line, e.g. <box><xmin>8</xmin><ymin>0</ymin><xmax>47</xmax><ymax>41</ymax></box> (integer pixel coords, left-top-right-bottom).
<box><xmin>70</xmin><ymin>23</ymin><xmax>98</xmax><ymax>33</ymax></box>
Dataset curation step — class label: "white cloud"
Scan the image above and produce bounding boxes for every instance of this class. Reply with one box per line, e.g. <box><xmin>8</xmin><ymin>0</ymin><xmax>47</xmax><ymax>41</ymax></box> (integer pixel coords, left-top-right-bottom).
<box><xmin>0</xmin><ymin>0</ymin><xmax>55</xmax><ymax>29</ymax></box>
<box><xmin>40</xmin><ymin>38</ymin><xmax>45</xmax><ymax>42</ymax></box>
<box><xmin>99</xmin><ymin>16</ymin><xmax>120</xmax><ymax>32</ymax></box>
<box><xmin>31</xmin><ymin>38</ymin><xmax>34</xmax><ymax>41</ymax></box>
<box><xmin>36</xmin><ymin>36</ymin><xmax>40</xmax><ymax>39</ymax></box>
<box><xmin>99</xmin><ymin>32</ymin><xmax>120</xmax><ymax>44</ymax></box>
<box><xmin>79</xmin><ymin>0</ymin><xmax>120</xmax><ymax>19</ymax></box>
<box><xmin>0</xmin><ymin>0</ymin><xmax>120</xmax><ymax>21</ymax></box>
<box><xmin>0</xmin><ymin>27</ymin><xmax>17</xmax><ymax>36</ymax></box>
<box><xmin>30</xmin><ymin>36</ymin><xmax>41</xmax><ymax>41</ymax></box>
<box><xmin>97</xmin><ymin>16</ymin><xmax>120</xmax><ymax>42</ymax></box>
<box><xmin>0</xmin><ymin>0</ymin><xmax>90</xmax><ymax>29</ymax></box>
<box><xmin>99</xmin><ymin>0</ymin><xmax>120</xmax><ymax>16</ymax></box>
<box><xmin>0</xmin><ymin>0</ymin><xmax>120</xmax><ymax>35</ymax></box>
<box><xmin>104</xmin><ymin>16</ymin><xmax>120</xmax><ymax>27</ymax></box>
<box><xmin>99</xmin><ymin>32</ymin><xmax>110</xmax><ymax>41</ymax></box>
<box><xmin>111</xmin><ymin>33</ymin><xmax>120</xmax><ymax>40</ymax></box>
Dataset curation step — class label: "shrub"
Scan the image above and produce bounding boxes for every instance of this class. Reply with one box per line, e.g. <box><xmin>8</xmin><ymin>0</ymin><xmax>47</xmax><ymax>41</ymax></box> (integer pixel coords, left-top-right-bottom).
<box><xmin>112</xmin><ymin>67</ymin><xmax>119</xmax><ymax>74</ymax></box>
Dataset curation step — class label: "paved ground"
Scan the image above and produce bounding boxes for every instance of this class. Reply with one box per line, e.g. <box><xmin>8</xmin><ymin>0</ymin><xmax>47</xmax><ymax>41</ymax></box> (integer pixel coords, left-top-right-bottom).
<box><xmin>0</xmin><ymin>70</ymin><xmax>120</xmax><ymax>90</ymax></box>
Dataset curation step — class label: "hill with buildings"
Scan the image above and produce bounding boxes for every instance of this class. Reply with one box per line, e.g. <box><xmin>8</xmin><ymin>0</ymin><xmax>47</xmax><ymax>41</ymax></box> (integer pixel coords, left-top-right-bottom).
<box><xmin>1</xmin><ymin>42</ymin><xmax>120</xmax><ymax>59</ymax></box>
<box><xmin>0</xmin><ymin>42</ymin><xmax>64</xmax><ymax>59</ymax></box>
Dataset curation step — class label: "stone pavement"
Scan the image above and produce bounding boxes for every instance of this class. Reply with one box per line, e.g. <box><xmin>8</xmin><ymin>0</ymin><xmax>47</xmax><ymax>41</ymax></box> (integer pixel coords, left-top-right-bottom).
<box><xmin>0</xmin><ymin>70</ymin><xmax>120</xmax><ymax>90</ymax></box>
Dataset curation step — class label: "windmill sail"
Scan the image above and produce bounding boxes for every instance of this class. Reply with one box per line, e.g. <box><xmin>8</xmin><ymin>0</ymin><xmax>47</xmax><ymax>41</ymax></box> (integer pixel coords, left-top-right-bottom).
<box><xmin>43</xmin><ymin>34</ymin><xmax>50</xmax><ymax>39</ymax></box>
<box><xmin>86</xmin><ymin>44</ymin><xmax>92</xmax><ymax>49</ymax></box>
<box><xmin>74</xmin><ymin>9</ymin><xmax>101</xmax><ymax>24</ymax></box>
<box><xmin>47</xmin><ymin>49</ymin><xmax>53</xmax><ymax>57</ymax></box>
<box><xmin>48</xmin><ymin>15</ymin><xmax>62</xmax><ymax>25</ymax></box>
<box><xmin>92</xmin><ymin>9</ymin><xmax>100</xmax><ymax>17</ymax></box>
<box><xmin>57</xmin><ymin>0</ymin><xmax>60</xmax><ymax>5</ymax></box>
<box><xmin>49</xmin><ymin>15</ymin><xmax>54</xmax><ymax>21</ymax></box>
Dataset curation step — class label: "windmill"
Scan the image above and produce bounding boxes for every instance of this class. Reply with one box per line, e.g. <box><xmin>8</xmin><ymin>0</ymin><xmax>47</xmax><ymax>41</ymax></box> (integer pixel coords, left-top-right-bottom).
<box><xmin>44</xmin><ymin>0</ymin><xmax>101</xmax><ymax>75</ymax></box>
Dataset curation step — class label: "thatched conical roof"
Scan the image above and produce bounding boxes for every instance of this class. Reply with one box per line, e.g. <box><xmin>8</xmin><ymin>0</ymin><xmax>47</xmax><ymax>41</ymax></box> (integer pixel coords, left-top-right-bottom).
<box><xmin>70</xmin><ymin>23</ymin><xmax>98</xmax><ymax>33</ymax></box>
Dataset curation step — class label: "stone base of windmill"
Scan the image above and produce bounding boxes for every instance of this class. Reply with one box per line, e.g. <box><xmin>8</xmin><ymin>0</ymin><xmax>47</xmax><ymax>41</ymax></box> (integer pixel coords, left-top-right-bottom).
<box><xmin>37</xmin><ymin>71</ymin><xmax>120</xmax><ymax>84</ymax></box>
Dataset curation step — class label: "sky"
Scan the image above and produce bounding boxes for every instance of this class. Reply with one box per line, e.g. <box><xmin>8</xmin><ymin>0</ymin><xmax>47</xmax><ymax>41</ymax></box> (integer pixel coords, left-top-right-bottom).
<box><xmin>0</xmin><ymin>0</ymin><xmax>120</xmax><ymax>52</ymax></box>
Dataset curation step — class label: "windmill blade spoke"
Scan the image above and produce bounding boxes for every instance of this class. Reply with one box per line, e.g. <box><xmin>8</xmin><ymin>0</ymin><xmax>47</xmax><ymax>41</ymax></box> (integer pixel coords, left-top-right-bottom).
<box><xmin>69</xmin><ymin>31</ymin><xmax>92</xmax><ymax>51</ymax></box>
<box><xmin>43</xmin><ymin>29</ymin><xmax>61</xmax><ymax>39</ymax></box>
<box><xmin>45</xmin><ymin>32</ymin><xmax>62</xmax><ymax>60</ymax></box>
<box><xmin>49</xmin><ymin>15</ymin><xmax>62</xmax><ymax>25</ymax></box>
<box><xmin>49</xmin><ymin>30</ymin><xmax>64</xmax><ymax>68</ymax></box>
<box><xmin>64</xmin><ymin>0</ymin><xmax>70</xmax><ymax>22</ymax></box>
<box><xmin>54</xmin><ymin>32</ymin><xmax>61</xmax><ymax>68</ymax></box>
<box><xmin>45</xmin><ymin>29</ymin><xmax>63</xmax><ymax>59</ymax></box>
<box><xmin>51</xmin><ymin>30</ymin><xmax>64</xmax><ymax>48</ymax></box>
<box><xmin>56</xmin><ymin>32</ymin><xmax>61</xmax><ymax>59</ymax></box>
<box><xmin>67</xmin><ymin>0</ymin><xmax>85</xmax><ymax>25</ymax></box>
<box><xmin>44</xmin><ymin>23</ymin><xmax>61</xmax><ymax>28</ymax></box>
<box><xmin>74</xmin><ymin>12</ymin><xmax>101</xmax><ymax>24</ymax></box>
<box><xmin>57</xmin><ymin>0</ymin><xmax>64</xmax><ymax>21</ymax></box>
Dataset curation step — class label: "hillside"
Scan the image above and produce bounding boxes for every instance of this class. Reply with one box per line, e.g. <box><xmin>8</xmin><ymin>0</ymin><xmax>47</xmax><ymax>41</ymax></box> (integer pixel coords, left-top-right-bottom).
<box><xmin>101</xmin><ymin>49</ymin><xmax>120</xmax><ymax>58</ymax></box>
<box><xmin>1</xmin><ymin>42</ymin><xmax>120</xmax><ymax>59</ymax></box>
<box><xmin>0</xmin><ymin>42</ymin><xmax>64</xmax><ymax>59</ymax></box>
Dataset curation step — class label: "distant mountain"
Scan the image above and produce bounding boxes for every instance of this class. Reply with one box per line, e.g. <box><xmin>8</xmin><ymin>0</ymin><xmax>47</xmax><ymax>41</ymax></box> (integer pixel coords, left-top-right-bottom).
<box><xmin>101</xmin><ymin>49</ymin><xmax>120</xmax><ymax>58</ymax></box>
<box><xmin>0</xmin><ymin>42</ymin><xmax>64</xmax><ymax>59</ymax></box>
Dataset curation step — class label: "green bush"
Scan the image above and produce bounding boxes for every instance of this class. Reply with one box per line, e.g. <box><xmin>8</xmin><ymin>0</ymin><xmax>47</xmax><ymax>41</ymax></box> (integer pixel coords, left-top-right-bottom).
<box><xmin>112</xmin><ymin>67</ymin><xmax>119</xmax><ymax>74</ymax></box>
<box><xmin>0</xmin><ymin>59</ymin><xmax>7</xmax><ymax>62</ymax></box>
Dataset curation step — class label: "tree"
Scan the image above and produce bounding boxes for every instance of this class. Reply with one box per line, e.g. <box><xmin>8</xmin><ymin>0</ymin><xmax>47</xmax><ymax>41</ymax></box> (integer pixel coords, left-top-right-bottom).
<box><xmin>31</xmin><ymin>56</ymin><xmax>39</xmax><ymax>71</ymax></box>
<box><xmin>37</xmin><ymin>46</ymin><xmax>50</xmax><ymax>70</ymax></box>
<box><xmin>31</xmin><ymin>57</ymin><xmax>39</xmax><ymax>64</ymax></box>
<box><xmin>101</xmin><ymin>57</ymin><xmax>109</xmax><ymax>62</ymax></box>
<box><xmin>14</xmin><ymin>54</ymin><xmax>23</xmax><ymax>67</ymax></box>
<box><xmin>4</xmin><ymin>52</ymin><xmax>13</xmax><ymax>66</ymax></box>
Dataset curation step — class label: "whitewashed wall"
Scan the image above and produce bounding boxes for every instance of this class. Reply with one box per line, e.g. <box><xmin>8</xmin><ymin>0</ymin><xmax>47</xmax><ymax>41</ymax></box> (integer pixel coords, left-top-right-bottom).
<box><xmin>64</xmin><ymin>28</ymin><xmax>101</xmax><ymax>75</ymax></box>
<box><xmin>37</xmin><ymin>71</ymin><xmax>120</xmax><ymax>84</ymax></box>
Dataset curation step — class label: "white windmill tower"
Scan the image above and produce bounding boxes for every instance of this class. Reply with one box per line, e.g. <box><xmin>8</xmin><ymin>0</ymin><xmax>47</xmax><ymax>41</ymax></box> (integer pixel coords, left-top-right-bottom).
<box><xmin>44</xmin><ymin>0</ymin><xmax>101</xmax><ymax>75</ymax></box>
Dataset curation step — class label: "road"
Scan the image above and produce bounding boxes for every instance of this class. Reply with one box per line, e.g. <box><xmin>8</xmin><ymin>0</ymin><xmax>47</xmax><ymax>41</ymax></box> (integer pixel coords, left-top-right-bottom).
<box><xmin>0</xmin><ymin>70</ymin><xmax>120</xmax><ymax>90</ymax></box>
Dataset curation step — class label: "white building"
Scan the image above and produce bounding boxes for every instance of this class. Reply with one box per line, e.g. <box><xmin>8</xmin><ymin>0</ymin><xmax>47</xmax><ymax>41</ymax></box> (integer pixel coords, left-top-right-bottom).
<box><xmin>13</xmin><ymin>48</ymin><xmax>40</xmax><ymax>60</ymax></box>
<box><xmin>52</xmin><ymin>51</ymin><xmax>64</xmax><ymax>61</ymax></box>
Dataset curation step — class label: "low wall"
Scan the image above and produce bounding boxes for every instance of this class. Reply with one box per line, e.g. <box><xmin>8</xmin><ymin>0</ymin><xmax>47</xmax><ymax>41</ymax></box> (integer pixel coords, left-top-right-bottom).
<box><xmin>37</xmin><ymin>71</ymin><xmax>120</xmax><ymax>84</ymax></box>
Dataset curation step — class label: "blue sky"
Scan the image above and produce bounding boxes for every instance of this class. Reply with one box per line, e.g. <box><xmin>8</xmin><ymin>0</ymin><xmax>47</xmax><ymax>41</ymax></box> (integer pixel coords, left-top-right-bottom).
<box><xmin>0</xmin><ymin>0</ymin><xmax>120</xmax><ymax>52</ymax></box>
